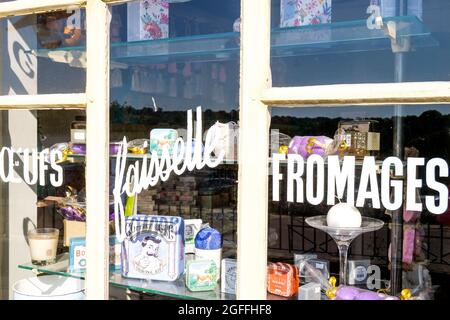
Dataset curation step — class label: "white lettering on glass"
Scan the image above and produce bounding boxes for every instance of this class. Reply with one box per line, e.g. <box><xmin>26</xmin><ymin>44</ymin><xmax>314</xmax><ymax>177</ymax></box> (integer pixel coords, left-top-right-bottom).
<box><xmin>0</xmin><ymin>147</ymin><xmax>63</xmax><ymax>186</ymax></box>
<box><xmin>287</xmin><ymin>154</ymin><xmax>304</xmax><ymax>203</ymax></box>
<box><xmin>426</xmin><ymin>158</ymin><xmax>449</xmax><ymax>214</ymax></box>
<box><xmin>327</xmin><ymin>155</ymin><xmax>355</xmax><ymax>206</ymax></box>
<box><xmin>272</xmin><ymin>154</ymin><xmax>449</xmax><ymax>215</ymax></box>
<box><xmin>113</xmin><ymin>107</ymin><xmax>224</xmax><ymax>242</ymax></box>
<box><xmin>380</xmin><ymin>157</ymin><xmax>404</xmax><ymax>211</ymax></box>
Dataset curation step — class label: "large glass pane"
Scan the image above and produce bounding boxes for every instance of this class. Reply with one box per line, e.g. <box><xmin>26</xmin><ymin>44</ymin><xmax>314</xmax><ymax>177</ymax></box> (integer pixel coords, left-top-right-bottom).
<box><xmin>0</xmin><ymin>8</ymin><xmax>86</xmax><ymax>96</ymax></box>
<box><xmin>268</xmin><ymin>104</ymin><xmax>450</xmax><ymax>300</ymax></box>
<box><xmin>105</xmin><ymin>1</ymin><xmax>240</xmax><ymax>300</ymax></box>
<box><xmin>270</xmin><ymin>0</ymin><xmax>450</xmax><ymax>86</ymax></box>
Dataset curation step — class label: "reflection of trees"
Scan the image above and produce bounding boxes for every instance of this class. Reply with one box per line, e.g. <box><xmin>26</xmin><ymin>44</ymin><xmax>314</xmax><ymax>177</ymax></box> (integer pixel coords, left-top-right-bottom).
<box><xmin>110</xmin><ymin>101</ymin><xmax>450</xmax><ymax>159</ymax></box>
<box><xmin>272</xmin><ymin>110</ymin><xmax>450</xmax><ymax>159</ymax></box>
<box><xmin>110</xmin><ymin>100</ymin><xmax>239</xmax><ymax>134</ymax></box>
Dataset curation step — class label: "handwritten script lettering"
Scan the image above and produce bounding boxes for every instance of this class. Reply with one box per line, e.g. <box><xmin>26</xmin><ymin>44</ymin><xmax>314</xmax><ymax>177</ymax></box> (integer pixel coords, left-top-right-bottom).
<box><xmin>113</xmin><ymin>107</ymin><xmax>224</xmax><ymax>242</ymax></box>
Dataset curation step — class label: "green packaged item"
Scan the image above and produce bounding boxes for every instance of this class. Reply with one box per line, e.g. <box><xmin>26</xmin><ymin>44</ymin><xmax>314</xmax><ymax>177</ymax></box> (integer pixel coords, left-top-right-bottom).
<box><xmin>185</xmin><ymin>260</ymin><xmax>218</xmax><ymax>292</ymax></box>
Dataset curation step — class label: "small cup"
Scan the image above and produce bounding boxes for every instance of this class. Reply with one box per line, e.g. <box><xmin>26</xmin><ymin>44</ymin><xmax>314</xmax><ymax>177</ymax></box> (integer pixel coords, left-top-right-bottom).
<box><xmin>27</xmin><ymin>228</ymin><xmax>59</xmax><ymax>266</ymax></box>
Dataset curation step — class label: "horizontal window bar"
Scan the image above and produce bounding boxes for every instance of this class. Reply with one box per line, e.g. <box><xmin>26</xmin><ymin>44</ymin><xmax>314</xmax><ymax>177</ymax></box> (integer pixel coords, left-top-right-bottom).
<box><xmin>0</xmin><ymin>93</ymin><xmax>87</xmax><ymax>110</ymax></box>
<box><xmin>262</xmin><ymin>82</ymin><xmax>450</xmax><ymax>107</ymax></box>
<box><xmin>0</xmin><ymin>0</ymin><xmax>85</xmax><ymax>18</ymax></box>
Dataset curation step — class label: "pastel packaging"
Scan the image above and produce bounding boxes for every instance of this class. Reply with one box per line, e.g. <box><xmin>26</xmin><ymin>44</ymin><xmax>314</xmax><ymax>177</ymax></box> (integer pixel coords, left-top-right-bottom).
<box><xmin>121</xmin><ymin>215</ymin><xmax>184</xmax><ymax>281</ymax></box>
<box><xmin>267</xmin><ymin>262</ymin><xmax>299</xmax><ymax>297</ymax></box>
<box><xmin>280</xmin><ymin>0</ymin><xmax>332</xmax><ymax>27</ymax></box>
<box><xmin>127</xmin><ymin>0</ymin><xmax>169</xmax><ymax>41</ymax></box>
<box><xmin>184</xmin><ymin>219</ymin><xmax>202</xmax><ymax>254</ymax></box>
<box><xmin>149</xmin><ymin>129</ymin><xmax>178</xmax><ymax>156</ymax></box>
<box><xmin>294</xmin><ymin>253</ymin><xmax>317</xmax><ymax>278</ymax></box>
<box><xmin>185</xmin><ymin>260</ymin><xmax>218</xmax><ymax>292</ymax></box>
<box><xmin>69</xmin><ymin>236</ymin><xmax>121</xmax><ymax>272</ymax></box>
<box><xmin>298</xmin><ymin>282</ymin><xmax>321</xmax><ymax>300</ymax></box>
<box><xmin>288</xmin><ymin>136</ymin><xmax>333</xmax><ymax>159</ymax></box>
<box><xmin>304</xmin><ymin>259</ymin><xmax>330</xmax><ymax>283</ymax></box>
<box><xmin>221</xmin><ymin>258</ymin><xmax>237</xmax><ymax>294</ymax></box>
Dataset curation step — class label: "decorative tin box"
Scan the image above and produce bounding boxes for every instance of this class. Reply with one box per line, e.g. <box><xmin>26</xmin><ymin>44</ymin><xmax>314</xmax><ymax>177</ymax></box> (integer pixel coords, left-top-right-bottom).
<box><xmin>149</xmin><ymin>129</ymin><xmax>178</xmax><ymax>156</ymax></box>
<box><xmin>121</xmin><ymin>215</ymin><xmax>185</xmax><ymax>281</ymax></box>
<box><xmin>184</xmin><ymin>219</ymin><xmax>202</xmax><ymax>254</ymax></box>
<box><xmin>69</xmin><ymin>236</ymin><xmax>121</xmax><ymax>272</ymax></box>
<box><xmin>267</xmin><ymin>262</ymin><xmax>299</xmax><ymax>297</ymax></box>
<box><xmin>221</xmin><ymin>258</ymin><xmax>237</xmax><ymax>294</ymax></box>
<box><xmin>127</xmin><ymin>0</ymin><xmax>169</xmax><ymax>41</ymax></box>
<box><xmin>280</xmin><ymin>0</ymin><xmax>332</xmax><ymax>27</ymax></box>
<box><xmin>185</xmin><ymin>260</ymin><xmax>218</xmax><ymax>292</ymax></box>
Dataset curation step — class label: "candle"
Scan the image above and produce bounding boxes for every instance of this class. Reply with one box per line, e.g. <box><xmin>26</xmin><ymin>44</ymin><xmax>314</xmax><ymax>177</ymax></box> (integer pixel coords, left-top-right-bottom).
<box><xmin>327</xmin><ymin>202</ymin><xmax>362</xmax><ymax>228</ymax></box>
<box><xmin>28</xmin><ymin>228</ymin><xmax>59</xmax><ymax>265</ymax></box>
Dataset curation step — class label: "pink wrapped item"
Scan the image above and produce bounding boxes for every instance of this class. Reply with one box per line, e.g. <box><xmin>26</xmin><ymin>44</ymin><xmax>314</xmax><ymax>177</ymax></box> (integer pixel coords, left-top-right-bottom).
<box><xmin>288</xmin><ymin>136</ymin><xmax>333</xmax><ymax>159</ymax></box>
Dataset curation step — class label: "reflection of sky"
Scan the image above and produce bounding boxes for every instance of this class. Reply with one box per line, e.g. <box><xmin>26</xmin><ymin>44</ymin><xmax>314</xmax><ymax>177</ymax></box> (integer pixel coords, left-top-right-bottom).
<box><xmin>271</xmin><ymin>104</ymin><xmax>450</xmax><ymax>119</ymax></box>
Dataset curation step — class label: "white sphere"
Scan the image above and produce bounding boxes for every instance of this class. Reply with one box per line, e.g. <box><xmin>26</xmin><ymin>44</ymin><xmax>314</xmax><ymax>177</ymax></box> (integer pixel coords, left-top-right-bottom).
<box><xmin>327</xmin><ymin>203</ymin><xmax>362</xmax><ymax>228</ymax></box>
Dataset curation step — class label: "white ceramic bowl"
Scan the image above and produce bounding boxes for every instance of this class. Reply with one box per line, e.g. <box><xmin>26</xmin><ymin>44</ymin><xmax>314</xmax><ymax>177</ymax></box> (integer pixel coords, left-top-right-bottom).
<box><xmin>13</xmin><ymin>275</ymin><xmax>85</xmax><ymax>300</ymax></box>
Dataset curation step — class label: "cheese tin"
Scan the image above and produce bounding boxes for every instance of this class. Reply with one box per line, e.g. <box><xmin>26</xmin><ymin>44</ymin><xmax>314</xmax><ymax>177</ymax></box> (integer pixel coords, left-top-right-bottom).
<box><xmin>69</xmin><ymin>236</ymin><xmax>121</xmax><ymax>272</ymax></box>
<box><xmin>221</xmin><ymin>258</ymin><xmax>237</xmax><ymax>294</ymax></box>
<box><xmin>184</xmin><ymin>219</ymin><xmax>202</xmax><ymax>254</ymax></box>
<box><xmin>149</xmin><ymin>129</ymin><xmax>178</xmax><ymax>156</ymax></box>
<box><xmin>121</xmin><ymin>215</ymin><xmax>184</xmax><ymax>281</ymax></box>
<box><xmin>185</xmin><ymin>260</ymin><xmax>218</xmax><ymax>292</ymax></box>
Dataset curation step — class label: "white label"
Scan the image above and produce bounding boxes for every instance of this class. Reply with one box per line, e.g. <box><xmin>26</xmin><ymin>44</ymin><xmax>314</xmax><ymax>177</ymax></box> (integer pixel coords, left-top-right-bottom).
<box><xmin>73</xmin><ymin>131</ymin><xmax>85</xmax><ymax>141</ymax></box>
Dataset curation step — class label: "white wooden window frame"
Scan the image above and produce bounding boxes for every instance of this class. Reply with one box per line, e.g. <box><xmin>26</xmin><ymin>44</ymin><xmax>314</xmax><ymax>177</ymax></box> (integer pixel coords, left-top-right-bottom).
<box><xmin>1</xmin><ymin>0</ymin><xmax>450</xmax><ymax>300</ymax></box>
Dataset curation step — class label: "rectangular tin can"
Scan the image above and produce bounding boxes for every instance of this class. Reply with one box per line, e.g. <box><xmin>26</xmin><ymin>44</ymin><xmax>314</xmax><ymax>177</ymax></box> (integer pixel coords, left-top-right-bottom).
<box><xmin>121</xmin><ymin>215</ymin><xmax>185</xmax><ymax>281</ymax></box>
<box><xmin>185</xmin><ymin>260</ymin><xmax>218</xmax><ymax>292</ymax></box>
<box><xmin>69</xmin><ymin>236</ymin><xmax>121</xmax><ymax>272</ymax></box>
<box><xmin>221</xmin><ymin>258</ymin><xmax>237</xmax><ymax>294</ymax></box>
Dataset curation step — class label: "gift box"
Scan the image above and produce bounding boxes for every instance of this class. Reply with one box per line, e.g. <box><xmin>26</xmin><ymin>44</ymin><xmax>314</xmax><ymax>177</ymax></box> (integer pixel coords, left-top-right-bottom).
<box><xmin>127</xmin><ymin>0</ymin><xmax>169</xmax><ymax>42</ymax></box>
<box><xmin>63</xmin><ymin>219</ymin><xmax>86</xmax><ymax>247</ymax></box>
<box><xmin>69</xmin><ymin>236</ymin><xmax>121</xmax><ymax>272</ymax></box>
<box><xmin>267</xmin><ymin>262</ymin><xmax>299</xmax><ymax>297</ymax></box>
<box><xmin>121</xmin><ymin>215</ymin><xmax>185</xmax><ymax>281</ymax></box>
<box><xmin>280</xmin><ymin>0</ymin><xmax>332</xmax><ymax>28</ymax></box>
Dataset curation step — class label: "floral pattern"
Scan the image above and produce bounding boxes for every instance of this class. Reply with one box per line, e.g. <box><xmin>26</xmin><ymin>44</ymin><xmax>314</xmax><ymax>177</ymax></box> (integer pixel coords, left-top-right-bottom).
<box><xmin>281</xmin><ymin>0</ymin><xmax>332</xmax><ymax>27</ymax></box>
<box><xmin>140</xmin><ymin>0</ymin><xmax>169</xmax><ymax>40</ymax></box>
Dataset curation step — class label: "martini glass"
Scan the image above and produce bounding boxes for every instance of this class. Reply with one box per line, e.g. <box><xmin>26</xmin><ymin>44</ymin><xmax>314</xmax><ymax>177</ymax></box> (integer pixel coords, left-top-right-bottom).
<box><xmin>305</xmin><ymin>216</ymin><xmax>384</xmax><ymax>286</ymax></box>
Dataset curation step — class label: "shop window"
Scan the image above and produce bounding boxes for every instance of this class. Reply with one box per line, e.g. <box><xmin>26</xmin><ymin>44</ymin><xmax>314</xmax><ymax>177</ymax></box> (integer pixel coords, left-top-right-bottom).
<box><xmin>268</xmin><ymin>104</ymin><xmax>450</xmax><ymax>300</ymax></box>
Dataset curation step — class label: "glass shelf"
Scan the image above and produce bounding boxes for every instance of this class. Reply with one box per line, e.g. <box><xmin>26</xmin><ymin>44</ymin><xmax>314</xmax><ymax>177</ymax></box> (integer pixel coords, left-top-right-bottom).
<box><xmin>29</xmin><ymin>16</ymin><xmax>437</xmax><ymax>66</ymax></box>
<box><xmin>18</xmin><ymin>254</ymin><xmax>315</xmax><ymax>300</ymax></box>
<box><xmin>18</xmin><ymin>253</ymin><xmax>235</xmax><ymax>300</ymax></box>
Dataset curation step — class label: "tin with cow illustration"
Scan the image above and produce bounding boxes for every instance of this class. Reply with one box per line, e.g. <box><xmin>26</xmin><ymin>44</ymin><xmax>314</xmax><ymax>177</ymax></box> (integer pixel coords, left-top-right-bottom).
<box><xmin>121</xmin><ymin>215</ymin><xmax>185</xmax><ymax>281</ymax></box>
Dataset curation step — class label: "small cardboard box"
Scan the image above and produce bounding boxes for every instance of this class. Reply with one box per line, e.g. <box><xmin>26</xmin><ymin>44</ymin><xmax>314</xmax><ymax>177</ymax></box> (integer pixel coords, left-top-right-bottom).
<box><xmin>63</xmin><ymin>220</ymin><xmax>86</xmax><ymax>247</ymax></box>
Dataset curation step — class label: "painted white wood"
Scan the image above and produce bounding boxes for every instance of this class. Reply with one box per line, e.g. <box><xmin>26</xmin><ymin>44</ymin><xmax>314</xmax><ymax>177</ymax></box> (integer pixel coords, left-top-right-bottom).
<box><xmin>0</xmin><ymin>93</ymin><xmax>86</xmax><ymax>109</ymax></box>
<box><xmin>262</xmin><ymin>82</ymin><xmax>450</xmax><ymax>107</ymax></box>
<box><xmin>0</xmin><ymin>0</ymin><xmax>85</xmax><ymax>18</ymax></box>
<box><xmin>85</xmin><ymin>0</ymin><xmax>110</xmax><ymax>300</ymax></box>
<box><xmin>236</xmin><ymin>0</ymin><xmax>272</xmax><ymax>300</ymax></box>
<box><xmin>1</xmin><ymin>14</ymin><xmax>38</xmax><ymax>299</ymax></box>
